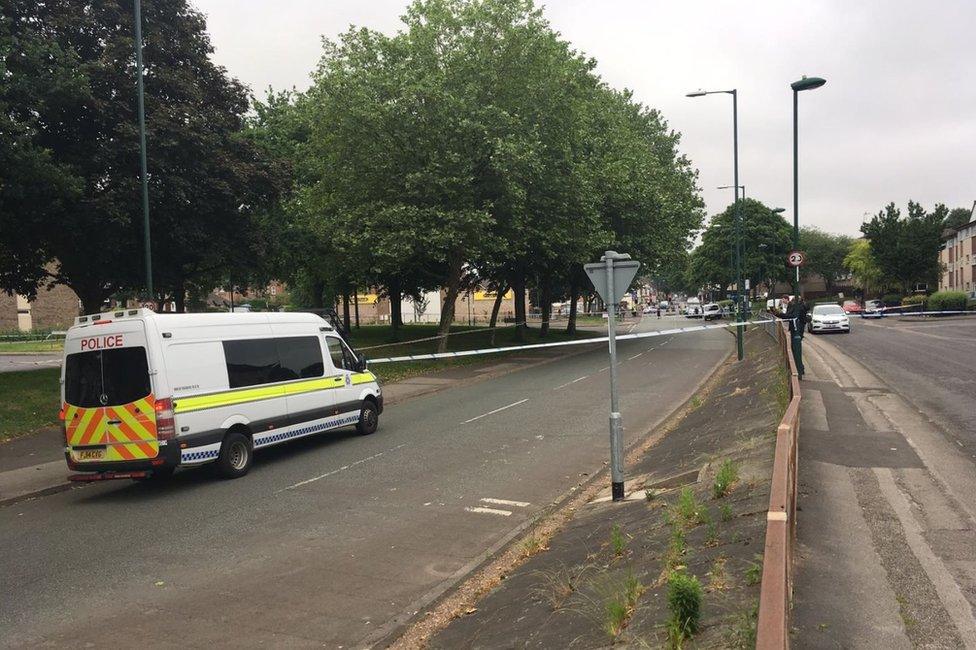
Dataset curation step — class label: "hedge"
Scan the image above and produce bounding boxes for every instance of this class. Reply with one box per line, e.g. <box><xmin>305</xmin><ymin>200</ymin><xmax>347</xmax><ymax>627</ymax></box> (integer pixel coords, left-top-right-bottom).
<box><xmin>881</xmin><ymin>293</ymin><xmax>903</xmax><ymax>306</ymax></box>
<box><xmin>901</xmin><ymin>294</ymin><xmax>927</xmax><ymax>309</ymax></box>
<box><xmin>928</xmin><ymin>291</ymin><xmax>967</xmax><ymax>312</ymax></box>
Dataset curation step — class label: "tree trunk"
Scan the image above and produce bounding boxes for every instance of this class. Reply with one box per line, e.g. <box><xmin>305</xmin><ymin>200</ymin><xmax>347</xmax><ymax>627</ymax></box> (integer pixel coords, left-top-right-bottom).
<box><xmin>310</xmin><ymin>280</ymin><xmax>325</xmax><ymax>310</ymax></box>
<box><xmin>75</xmin><ymin>283</ymin><xmax>109</xmax><ymax>316</ymax></box>
<box><xmin>342</xmin><ymin>291</ymin><xmax>351</xmax><ymax>333</ymax></box>
<box><xmin>388</xmin><ymin>276</ymin><xmax>403</xmax><ymax>336</ymax></box>
<box><xmin>174</xmin><ymin>279</ymin><xmax>186</xmax><ymax>313</ymax></box>
<box><xmin>436</xmin><ymin>255</ymin><xmax>464</xmax><ymax>353</ymax></box>
<box><xmin>511</xmin><ymin>270</ymin><xmax>526</xmax><ymax>342</ymax></box>
<box><xmin>566</xmin><ymin>278</ymin><xmax>580</xmax><ymax>334</ymax></box>
<box><xmin>353</xmin><ymin>288</ymin><xmax>360</xmax><ymax>328</ymax></box>
<box><xmin>488</xmin><ymin>283</ymin><xmax>508</xmax><ymax>345</ymax></box>
<box><xmin>539</xmin><ymin>278</ymin><xmax>552</xmax><ymax>337</ymax></box>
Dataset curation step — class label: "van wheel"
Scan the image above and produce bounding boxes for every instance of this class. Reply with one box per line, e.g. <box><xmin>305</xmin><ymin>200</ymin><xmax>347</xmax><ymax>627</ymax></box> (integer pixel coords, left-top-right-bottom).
<box><xmin>217</xmin><ymin>431</ymin><xmax>252</xmax><ymax>479</ymax></box>
<box><xmin>356</xmin><ymin>401</ymin><xmax>379</xmax><ymax>435</ymax></box>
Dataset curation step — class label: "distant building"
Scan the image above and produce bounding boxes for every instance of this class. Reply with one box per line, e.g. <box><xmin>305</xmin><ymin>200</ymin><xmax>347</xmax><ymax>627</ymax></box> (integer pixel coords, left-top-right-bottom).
<box><xmin>939</xmin><ymin>214</ymin><xmax>976</xmax><ymax>297</ymax></box>
<box><xmin>0</xmin><ymin>284</ymin><xmax>81</xmax><ymax>332</ymax></box>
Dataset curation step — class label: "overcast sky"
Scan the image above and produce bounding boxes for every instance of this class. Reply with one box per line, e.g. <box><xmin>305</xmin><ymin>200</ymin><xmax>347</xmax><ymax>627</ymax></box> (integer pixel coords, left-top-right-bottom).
<box><xmin>194</xmin><ymin>0</ymin><xmax>976</xmax><ymax>236</ymax></box>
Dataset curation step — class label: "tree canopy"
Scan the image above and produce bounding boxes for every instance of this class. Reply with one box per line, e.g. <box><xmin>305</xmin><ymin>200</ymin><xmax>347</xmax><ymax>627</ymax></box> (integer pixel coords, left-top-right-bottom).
<box><xmin>860</xmin><ymin>201</ymin><xmax>946</xmax><ymax>293</ymax></box>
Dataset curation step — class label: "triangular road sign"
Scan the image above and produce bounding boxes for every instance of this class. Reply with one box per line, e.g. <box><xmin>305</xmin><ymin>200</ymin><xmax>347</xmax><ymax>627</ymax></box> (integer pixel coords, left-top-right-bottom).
<box><xmin>584</xmin><ymin>260</ymin><xmax>640</xmax><ymax>304</ymax></box>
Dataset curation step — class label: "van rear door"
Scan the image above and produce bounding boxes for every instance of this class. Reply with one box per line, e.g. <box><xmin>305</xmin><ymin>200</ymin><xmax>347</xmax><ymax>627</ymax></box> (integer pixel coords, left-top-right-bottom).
<box><xmin>63</xmin><ymin>321</ymin><xmax>159</xmax><ymax>465</ymax></box>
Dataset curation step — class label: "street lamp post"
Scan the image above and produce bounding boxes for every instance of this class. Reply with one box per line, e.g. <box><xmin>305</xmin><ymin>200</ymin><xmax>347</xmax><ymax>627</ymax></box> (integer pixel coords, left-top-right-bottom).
<box><xmin>134</xmin><ymin>0</ymin><xmax>153</xmax><ymax>299</ymax></box>
<box><xmin>688</xmin><ymin>89</ymin><xmax>744</xmax><ymax>360</ymax></box>
<box><xmin>718</xmin><ymin>185</ymin><xmax>745</xmax><ymax>201</ymax></box>
<box><xmin>790</xmin><ymin>76</ymin><xmax>826</xmax><ymax>378</ymax></box>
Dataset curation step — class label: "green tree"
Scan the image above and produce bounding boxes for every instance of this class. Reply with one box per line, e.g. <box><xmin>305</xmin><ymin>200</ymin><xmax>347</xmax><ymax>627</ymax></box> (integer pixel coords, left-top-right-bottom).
<box><xmin>0</xmin><ymin>0</ymin><xmax>283</xmax><ymax>313</ymax></box>
<box><xmin>688</xmin><ymin>199</ymin><xmax>791</xmax><ymax>298</ymax></box>
<box><xmin>943</xmin><ymin>206</ymin><xmax>973</xmax><ymax>231</ymax></box>
<box><xmin>843</xmin><ymin>239</ymin><xmax>882</xmax><ymax>299</ymax></box>
<box><xmin>799</xmin><ymin>227</ymin><xmax>854</xmax><ymax>293</ymax></box>
<box><xmin>861</xmin><ymin>201</ymin><xmax>945</xmax><ymax>293</ymax></box>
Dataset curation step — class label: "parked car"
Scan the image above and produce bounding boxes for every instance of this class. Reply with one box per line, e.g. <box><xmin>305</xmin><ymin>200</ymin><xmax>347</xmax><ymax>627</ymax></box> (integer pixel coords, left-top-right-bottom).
<box><xmin>702</xmin><ymin>303</ymin><xmax>722</xmax><ymax>320</ymax></box>
<box><xmin>842</xmin><ymin>300</ymin><xmax>862</xmax><ymax>314</ymax></box>
<box><xmin>808</xmin><ymin>304</ymin><xmax>851</xmax><ymax>334</ymax></box>
<box><xmin>862</xmin><ymin>299</ymin><xmax>884</xmax><ymax>319</ymax></box>
<box><xmin>685</xmin><ymin>297</ymin><xmax>702</xmax><ymax>318</ymax></box>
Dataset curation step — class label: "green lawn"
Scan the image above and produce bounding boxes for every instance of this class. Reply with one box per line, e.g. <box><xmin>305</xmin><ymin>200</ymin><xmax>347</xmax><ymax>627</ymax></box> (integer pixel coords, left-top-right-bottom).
<box><xmin>0</xmin><ymin>368</ymin><xmax>61</xmax><ymax>442</ymax></box>
<box><xmin>0</xmin><ymin>339</ymin><xmax>64</xmax><ymax>354</ymax></box>
<box><xmin>0</xmin><ymin>324</ymin><xmax>597</xmax><ymax>441</ymax></box>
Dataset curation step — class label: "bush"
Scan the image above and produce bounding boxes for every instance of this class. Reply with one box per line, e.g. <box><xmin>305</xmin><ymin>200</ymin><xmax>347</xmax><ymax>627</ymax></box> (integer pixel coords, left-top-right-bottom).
<box><xmin>717</xmin><ymin>299</ymin><xmax>733</xmax><ymax>307</ymax></box>
<box><xmin>928</xmin><ymin>291</ymin><xmax>967</xmax><ymax>312</ymax></box>
<box><xmin>881</xmin><ymin>293</ymin><xmax>903</xmax><ymax>306</ymax></box>
<box><xmin>667</xmin><ymin>571</ymin><xmax>703</xmax><ymax>639</ymax></box>
<box><xmin>901</xmin><ymin>294</ymin><xmax>926</xmax><ymax>308</ymax></box>
<box><xmin>968</xmin><ymin>299</ymin><xmax>976</xmax><ymax>312</ymax></box>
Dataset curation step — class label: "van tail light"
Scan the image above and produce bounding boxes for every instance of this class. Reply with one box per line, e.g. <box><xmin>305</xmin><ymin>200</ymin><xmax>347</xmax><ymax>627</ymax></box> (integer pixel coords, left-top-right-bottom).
<box><xmin>155</xmin><ymin>397</ymin><xmax>176</xmax><ymax>441</ymax></box>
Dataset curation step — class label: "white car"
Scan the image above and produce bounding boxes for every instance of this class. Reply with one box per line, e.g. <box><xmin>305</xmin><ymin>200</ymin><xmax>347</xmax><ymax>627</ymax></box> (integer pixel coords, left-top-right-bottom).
<box><xmin>702</xmin><ymin>303</ymin><xmax>722</xmax><ymax>320</ymax></box>
<box><xmin>808</xmin><ymin>304</ymin><xmax>851</xmax><ymax>334</ymax></box>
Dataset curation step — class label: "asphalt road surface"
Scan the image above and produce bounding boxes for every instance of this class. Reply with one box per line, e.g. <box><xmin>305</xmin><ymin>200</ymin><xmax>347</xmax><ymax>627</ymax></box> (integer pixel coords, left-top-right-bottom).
<box><xmin>0</xmin><ymin>354</ymin><xmax>60</xmax><ymax>373</ymax></box>
<box><xmin>828</xmin><ymin>315</ymin><xmax>976</xmax><ymax>460</ymax></box>
<box><xmin>0</xmin><ymin>316</ymin><xmax>731</xmax><ymax>647</ymax></box>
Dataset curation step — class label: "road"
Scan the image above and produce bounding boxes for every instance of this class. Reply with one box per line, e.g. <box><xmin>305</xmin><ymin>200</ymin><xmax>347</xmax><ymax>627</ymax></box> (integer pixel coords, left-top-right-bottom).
<box><xmin>0</xmin><ymin>354</ymin><xmax>60</xmax><ymax>373</ymax></box>
<box><xmin>837</xmin><ymin>316</ymin><xmax>976</xmax><ymax>459</ymax></box>
<box><xmin>0</xmin><ymin>316</ymin><xmax>731</xmax><ymax>647</ymax></box>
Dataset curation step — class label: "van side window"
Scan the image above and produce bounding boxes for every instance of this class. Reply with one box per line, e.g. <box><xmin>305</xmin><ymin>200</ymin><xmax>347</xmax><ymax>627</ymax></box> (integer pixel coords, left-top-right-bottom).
<box><xmin>275</xmin><ymin>336</ymin><xmax>324</xmax><ymax>380</ymax></box>
<box><xmin>223</xmin><ymin>339</ymin><xmax>280</xmax><ymax>388</ymax></box>
<box><xmin>325</xmin><ymin>337</ymin><xmax>354</xmax><ymax>371</ymax></box>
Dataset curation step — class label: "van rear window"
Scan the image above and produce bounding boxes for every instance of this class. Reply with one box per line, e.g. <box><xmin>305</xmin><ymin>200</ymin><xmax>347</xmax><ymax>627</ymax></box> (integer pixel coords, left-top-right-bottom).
<box><xmin>65</xmin><ymin>347</ymin><xmax>152</xmax><ymax>407</ymax></box>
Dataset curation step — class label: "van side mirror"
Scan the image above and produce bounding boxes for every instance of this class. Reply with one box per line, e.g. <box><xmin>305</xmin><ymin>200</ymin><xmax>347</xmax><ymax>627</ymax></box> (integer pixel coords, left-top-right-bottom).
<box><xmin>355</xmin><ymin>352</ymin><xmax>368</xmax><ymax>372</ymax></box>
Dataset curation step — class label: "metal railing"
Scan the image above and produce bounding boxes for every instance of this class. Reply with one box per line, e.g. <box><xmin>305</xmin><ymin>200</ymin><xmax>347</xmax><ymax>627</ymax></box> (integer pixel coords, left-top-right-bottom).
<box><xmin>757</xmin><ymin>321</ymin><xmax>802</xmax><ymax>649</ymax></box>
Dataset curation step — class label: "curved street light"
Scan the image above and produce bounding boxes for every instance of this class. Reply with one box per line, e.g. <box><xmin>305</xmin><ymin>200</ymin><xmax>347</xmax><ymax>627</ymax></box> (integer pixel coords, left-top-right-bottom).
<box><xmin>790</xmin><ymin>75</ymin><xmax>826</xmax><ymax>380</ymax></box>
<box><xmin>687</xmin><ymin>87</ymin><xmax>745</xmax><ymax>361</ymax></box>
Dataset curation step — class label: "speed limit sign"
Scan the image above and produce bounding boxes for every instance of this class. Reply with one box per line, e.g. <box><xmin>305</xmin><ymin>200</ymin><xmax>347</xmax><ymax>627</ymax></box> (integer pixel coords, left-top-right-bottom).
<box><xmin>787</xmin><ymin>250</ymin><xmax>805</xmax><ymax>267</ymax></box>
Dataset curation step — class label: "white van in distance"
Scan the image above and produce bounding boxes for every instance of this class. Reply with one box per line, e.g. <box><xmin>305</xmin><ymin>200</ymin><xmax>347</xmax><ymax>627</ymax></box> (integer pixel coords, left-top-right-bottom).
<box><xmin>59</xmin><ymin>309</ymin><xmax>382</xmax><ymax>480</ymax></box>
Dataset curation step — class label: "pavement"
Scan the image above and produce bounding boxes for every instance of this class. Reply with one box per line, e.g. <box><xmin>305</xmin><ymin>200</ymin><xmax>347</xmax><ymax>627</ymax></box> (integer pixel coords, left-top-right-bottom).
<box><xmin>792</xmin><ymin>318</ymin><xmax>976</xmax><ymax>648</ymax></box>
<box><xmin>0</xmin><ymin>353</ymin><xmax>60</xmax><ymax>372</ymax></box>
<box><xmin>0</xmin><ymin>314</ymin><xmax>731</xmax><ymax>647</ymax></box>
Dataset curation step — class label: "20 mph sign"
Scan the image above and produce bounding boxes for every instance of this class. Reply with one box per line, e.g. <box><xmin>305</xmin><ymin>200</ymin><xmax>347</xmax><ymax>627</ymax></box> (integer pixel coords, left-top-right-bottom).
<box><xmin>787</xmin><ymin>250</ymin><xmax>806</xmax><ymax>267</ymax></box>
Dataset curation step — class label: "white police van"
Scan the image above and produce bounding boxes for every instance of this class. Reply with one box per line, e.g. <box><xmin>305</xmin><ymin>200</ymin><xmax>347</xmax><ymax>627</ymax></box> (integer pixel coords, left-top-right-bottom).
<box><xmin>59</xmin><ymin>309</ymin><xmax>382</xmax><ymax>480</ymax></box>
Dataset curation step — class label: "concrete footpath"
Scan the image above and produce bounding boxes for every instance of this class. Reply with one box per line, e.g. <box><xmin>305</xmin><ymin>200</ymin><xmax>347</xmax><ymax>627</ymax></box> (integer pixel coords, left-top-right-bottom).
<box><xmin>792</xmin><ymin>335</ymin><xmax>976</xmax><ymax>648</ymax></box>
<box><xmin>0</xmin><ymin>342</ymin><xmax>601</xmax><ymax>506</ymax></box>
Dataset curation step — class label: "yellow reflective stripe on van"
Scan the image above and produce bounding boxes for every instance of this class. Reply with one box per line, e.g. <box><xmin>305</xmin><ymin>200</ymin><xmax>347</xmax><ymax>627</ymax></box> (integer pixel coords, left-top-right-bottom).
<box><xmin>173</xmin><ymin>372</ymin><xmax>377</xmax><ymax>414</ymax></box>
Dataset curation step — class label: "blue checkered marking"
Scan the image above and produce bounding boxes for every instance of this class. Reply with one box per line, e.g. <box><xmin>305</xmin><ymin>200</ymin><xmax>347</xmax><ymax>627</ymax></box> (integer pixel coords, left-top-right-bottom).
<box><xmin>255</xmin><ymin>414</ymin><xmax>360</xmax><ymax>449</ymax></box>
<box><xmin>182</xmin><ymin>449</ymin><xmax>219</xmax><ymax>462</ymax></box>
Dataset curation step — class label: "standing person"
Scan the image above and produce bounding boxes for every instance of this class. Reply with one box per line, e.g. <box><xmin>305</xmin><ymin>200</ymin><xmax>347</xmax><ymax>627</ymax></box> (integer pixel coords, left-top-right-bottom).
<box><xmin>783</xmin><ymin>295</ymin><xmax>806</xmax><ymax>379</ymax></box>
<box><xmin>656</xmin><ymin>304</ymin><xmax>661</xmax><ymax>319</ymax></box>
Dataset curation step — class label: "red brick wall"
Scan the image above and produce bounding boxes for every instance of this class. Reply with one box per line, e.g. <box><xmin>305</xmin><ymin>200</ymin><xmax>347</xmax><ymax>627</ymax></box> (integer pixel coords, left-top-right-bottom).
<box><xmin>30</xmin><ymin>284</ymin><xmax>81</xmax><ymax>330</ymax></box>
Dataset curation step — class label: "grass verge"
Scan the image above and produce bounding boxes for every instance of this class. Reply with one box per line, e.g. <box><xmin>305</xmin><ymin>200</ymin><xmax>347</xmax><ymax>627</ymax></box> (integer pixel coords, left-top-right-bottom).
<box><xmin>0</xmin><ymin>368</ymin><xmax>61</xmax><ymax>442</ymax></box>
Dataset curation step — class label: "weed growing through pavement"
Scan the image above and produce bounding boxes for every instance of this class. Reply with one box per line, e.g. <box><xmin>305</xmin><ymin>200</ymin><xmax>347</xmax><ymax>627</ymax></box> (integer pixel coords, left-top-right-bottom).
<box><xmin>725</xmin><ymin>600</ymin><xmax>758</xmax><ymax>648</ymax></box>
<box><xmin>720</xmin><ymin>503</ymin><xmax>734</xmax><ymax>522</ymax></box>
<box><xmin>520</xmin><ymin>535</ymin><xmax>548</xmax><ymax>558</ymax></box>
<box><xmin>666</xmin><ymin>570</ymin><xmax>703</xmax><ymax>646</ymax></box>
<box><xmin>712</xmin><ymin>459</ymin><xmax>740</xmax><ymax>499</ymax></box>
<box><xmin>676</xmin><ymin>487</ymin><xmax>707</xmax><ymax>526</ymax></box>
<box><xmin>533</xmin><ymin>563</ymin><xmax>593</xmax><ymax>610</ymax></box>
<box><xmin>745</xmin><ymin>555</ymin><xmax>763</xmax><ymax>586</ymax></box>
<box><xmin>645</xmin><ymin>487</ymin><xmax>657</xmax><ymax>502</ymax></box>
<box><xmin>705</xmin><ymin>520</ymin><xmax>720</xmax><ymax>547</ymax></box>
<box><xmin>690</xmin><ymin>395</ymin><xmax>703</xmax><ymax>409</ymax></box>
<box><xmin>707</xmin><ymin>556</ymin><xmax>730</xmax><ymax>591</ymax></box>
<box><xmin>610</xmin><ymin>524</ymin><xmax>627</xmax><ymax>558</ymax></box>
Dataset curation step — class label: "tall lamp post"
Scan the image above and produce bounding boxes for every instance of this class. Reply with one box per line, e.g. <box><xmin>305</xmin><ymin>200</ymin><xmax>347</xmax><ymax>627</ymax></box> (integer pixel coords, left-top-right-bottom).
<box><xmin>134</xmin><ymin>0</ymin><xmax>153</xmax><ymax>299</ymax></box>
<box><xmin>688</xmin><ymin>88</ymin><xmax>745</xmax><ymax>361</ymax></box>
<box><xmin>790</xmin><ymin>75</ymin><xmax>826</xmax><ymax>378</ymax></box>
<box><xmin>718</xmin><ymin>184</ymin><xmax>745</xmax><ymax>201</ymax></box>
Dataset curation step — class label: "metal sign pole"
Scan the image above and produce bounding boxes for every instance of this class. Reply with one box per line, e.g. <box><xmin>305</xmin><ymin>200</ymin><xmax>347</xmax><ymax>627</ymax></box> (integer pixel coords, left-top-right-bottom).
<box><xmin>605</xmin><ymin>252</ymin><xmax>625</xmax><ymax>502</ymax></box>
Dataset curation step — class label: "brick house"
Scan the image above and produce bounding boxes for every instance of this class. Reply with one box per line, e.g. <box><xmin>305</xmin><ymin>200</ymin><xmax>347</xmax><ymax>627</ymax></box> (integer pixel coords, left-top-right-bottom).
<box><xmin>939</xmin><ymin>215</ymin><xmax>976</xmax><ymax>298</ymax></box>
<box><xmin>0</xmin><ymin>284</ymin><xmax>82</xmax><ymax>332</ymax></box>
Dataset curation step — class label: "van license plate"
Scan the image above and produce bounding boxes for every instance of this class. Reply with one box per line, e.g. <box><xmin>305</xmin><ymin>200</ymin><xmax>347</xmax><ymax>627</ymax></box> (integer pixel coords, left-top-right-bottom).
<box><xmin>77</xmin><ymin>449</ymin><xmax>105</xmax><ymax>461</ymax></box>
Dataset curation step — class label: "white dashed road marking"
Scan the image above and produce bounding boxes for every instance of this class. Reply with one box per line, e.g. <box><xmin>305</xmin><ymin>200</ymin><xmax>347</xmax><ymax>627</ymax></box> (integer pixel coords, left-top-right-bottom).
<box><xmin>554</xmin><ymin>376</ymin><xmax>588</xmax><ymax>390</ymax></box>
<box><xmin>628</xmin><ymin>352</ymin><xmax>643</xmax><ymax>360</ymax></box>
<box><xmin>461</xmin><ymin>398</ymin><xmax>529</xmax><ymax>424</ymax></box>
<box><xmin>464</xmin><ymin>506</ymin><xmax>512</xmax><ymax>516</ymax></box>
<box><xmin>480</xmin><ymin>497</ymin><xmax>530</xmax><ymax>508</ymax></box>
<box><xmin>280</xmin><ymin>443</ymin><xmax>408</xmax><ymax>492</ymax></box>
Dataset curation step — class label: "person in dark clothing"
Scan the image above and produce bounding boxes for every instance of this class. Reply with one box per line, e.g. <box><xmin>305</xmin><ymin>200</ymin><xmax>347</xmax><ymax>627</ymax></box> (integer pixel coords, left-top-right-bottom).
<box><xmin>782</xmin><ymin>295</ymin><xmax>807</xmax><ymax>378</ymax></box>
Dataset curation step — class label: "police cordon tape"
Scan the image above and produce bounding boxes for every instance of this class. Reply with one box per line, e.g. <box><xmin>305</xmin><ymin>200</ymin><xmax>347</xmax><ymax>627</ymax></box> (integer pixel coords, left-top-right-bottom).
<box><xmin>365</xmin><ymin>318</ymin><xmax>776</xmax><ymax>364</ymax></box>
